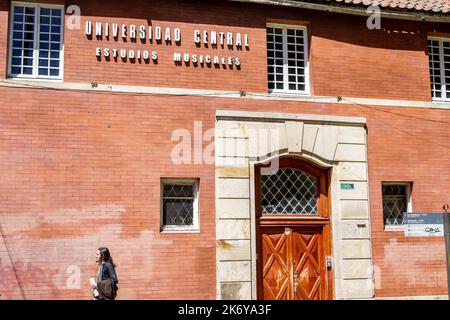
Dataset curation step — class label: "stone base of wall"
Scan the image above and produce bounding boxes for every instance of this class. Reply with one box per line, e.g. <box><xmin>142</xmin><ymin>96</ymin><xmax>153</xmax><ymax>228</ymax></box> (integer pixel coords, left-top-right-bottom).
<box><xmin>375</xmin><ymin>295</ymin><xmax>448</xmax><ymax>300</ymax></box>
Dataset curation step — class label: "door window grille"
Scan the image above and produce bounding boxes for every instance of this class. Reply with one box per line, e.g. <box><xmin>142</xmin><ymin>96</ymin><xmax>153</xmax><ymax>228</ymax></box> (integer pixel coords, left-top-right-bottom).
<box><xmin>261</xmin><ymin>168</ymin><xmax>318</xmax><ymax>214</ymax></box>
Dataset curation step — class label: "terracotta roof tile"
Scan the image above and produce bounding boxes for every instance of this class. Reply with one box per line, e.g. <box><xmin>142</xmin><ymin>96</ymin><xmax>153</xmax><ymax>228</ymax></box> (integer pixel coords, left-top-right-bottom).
<box><xmin>323</xmin><ymin>0</ymin><xmax>450</xmax><ymax>13</ymax></box>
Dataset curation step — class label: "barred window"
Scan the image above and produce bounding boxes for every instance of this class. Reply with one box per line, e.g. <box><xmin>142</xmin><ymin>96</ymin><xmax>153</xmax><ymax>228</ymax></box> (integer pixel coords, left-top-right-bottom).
<box><xmin>161</xmin><ymin>179</ymin><xmax>199</xmax><ymax>232</ymax></box>
<box><xmin>9</xmin><ymin>2</ymin><xmax>64</xmax><ymax>79</ymax></box>
<box><xmin>382</xmin><ymin>183</ymin><xmax>412</xmax><ymax>228</ymax></box>
<box><xmin>261</xmin><ymin>168</ymin><xmax>318</xmax><ymax>215</ymax></box>
<box><xmin>428</xmin><ymin>38</ymin><xmax>450</xmax><ymax>100</ymax></box>
<box><xmin>267</xmin><ymin>24</ymin><xmax>309</xmax><ymax>94</ymax></box>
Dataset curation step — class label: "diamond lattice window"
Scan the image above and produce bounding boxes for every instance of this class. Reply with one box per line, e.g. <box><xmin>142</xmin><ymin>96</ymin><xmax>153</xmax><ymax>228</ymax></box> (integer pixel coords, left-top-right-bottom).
<box><xmin>382</xmin><ymin>184</ymin><xmax>409</xmax><ymax>227</ymax></box>
<box><xmin>162</xmin><ymin>180</ymin><xmax>198</xmax><ymax>230</ymax></box>
<box><xmin>261</xmin><ymin>168</ymin><xmax>318</xmax><ymax>214</ymax></box>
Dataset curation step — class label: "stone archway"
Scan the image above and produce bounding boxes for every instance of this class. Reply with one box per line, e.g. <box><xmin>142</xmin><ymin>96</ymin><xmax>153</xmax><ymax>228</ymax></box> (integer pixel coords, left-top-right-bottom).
<box><xmin>215</xmin><ymin>110</ymin><xmax>373</xmax><ymax>300</ymax></box>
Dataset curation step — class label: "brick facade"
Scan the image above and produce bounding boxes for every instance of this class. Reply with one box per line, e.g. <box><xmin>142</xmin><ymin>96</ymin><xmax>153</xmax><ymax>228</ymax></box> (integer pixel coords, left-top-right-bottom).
<box><xmin>0</xmin><ymin>0</ymin><xmax>449</xmax><ymax>299</ymax></box>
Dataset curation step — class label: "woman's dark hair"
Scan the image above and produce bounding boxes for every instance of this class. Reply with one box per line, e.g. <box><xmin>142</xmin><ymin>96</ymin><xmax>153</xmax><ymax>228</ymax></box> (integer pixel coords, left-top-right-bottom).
<box><xmin>98</xmin><ymin>247</ymin><xmax>116</xmax><ymax>267</ymax></box>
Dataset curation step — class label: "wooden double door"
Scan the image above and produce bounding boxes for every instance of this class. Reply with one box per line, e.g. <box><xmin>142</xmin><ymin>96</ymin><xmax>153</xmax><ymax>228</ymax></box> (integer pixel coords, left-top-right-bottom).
<box><xmin>255</xmin><ymin>157</ymin><xmax>333</xmax><ymax>300</ymax></box>
<box><xmin>258</xmin><ymin>225</ymin><xmax>331</xmax><ymax>300</ymax></box>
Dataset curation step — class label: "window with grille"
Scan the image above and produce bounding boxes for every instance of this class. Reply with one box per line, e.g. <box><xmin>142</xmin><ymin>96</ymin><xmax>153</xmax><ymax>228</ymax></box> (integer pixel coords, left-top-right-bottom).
<box><xmin>382</xmin><ymin>183</ymin><xmax>412</xmax><ymax>228</ymax></box>
<box><xmin>161</xmin><ymin>179</ymin><xmax>199</xmax><ymax>232</ymax></box>
<box><xmin>261</xmin><ymin>168</ymin><xmax>318</xmax><ymax>214</ymax></box>
<box><xmin>267</xmin><ymin>24</ymin><xmax>309</xmax><ymax>94</ymax></box>
<box><xmin>9</xmin><ymin>2</ymin><xmax>64</xmax><ymax>79</ymax></box>
<box><xmin>428</xmin><ymin>38</ymin><xmax>450</xmax><ymax>100</ymax></box>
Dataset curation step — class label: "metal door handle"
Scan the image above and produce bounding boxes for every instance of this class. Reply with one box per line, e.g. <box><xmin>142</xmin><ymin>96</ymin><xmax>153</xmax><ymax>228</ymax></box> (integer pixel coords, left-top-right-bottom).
<box><xmin>294</xmin><ymin>275</ymin><xmax>298</xmax><ymax>294</ymax></box>
<box><xmin>326</xmin><ymin>257</ymin><xmax>332</xmax><ymax>270</ymax></box>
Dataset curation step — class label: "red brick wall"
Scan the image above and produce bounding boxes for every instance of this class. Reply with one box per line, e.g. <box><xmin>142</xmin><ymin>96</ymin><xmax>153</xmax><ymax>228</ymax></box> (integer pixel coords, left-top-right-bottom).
<box><xmin>0</xmin><ymin>88</ymin><xmax>218</xmax><ymax>299</ymax></box>
<box><xmin>3</xmin><ymin>0</ymin><xmax>449</xmax><ymax>99</ymax></box>
<box><xmin>56</xmin><ymin>1</ymin><xmax>450</xmax><ymax>99</ymax></box>
<box><xmin>0</xmin><ymin>0</ymin><xmax>449</xmax><ymax>299</ymax></box>
<box><xmin>63</xmin><ymin>0</ymin><xmax>268</xmax><ymax>92</ymax></box>
<box><xmin>0</xmin><ymin>87</ymin><xmax>448</xmax><ymax>299</ymax></box>
<box><xmin>365</xmin><ymin>110</ymin><xmax>450</xmax><ymax>297</ymax></box>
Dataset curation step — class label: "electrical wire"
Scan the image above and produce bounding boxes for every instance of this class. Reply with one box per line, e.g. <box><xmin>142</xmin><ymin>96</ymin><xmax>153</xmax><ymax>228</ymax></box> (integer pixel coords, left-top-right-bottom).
<box><xmin>341</xmin><ymin>97</ymin><xmax>449</xmax><ymax>125</ymax></box>
<box><xmin>1</xmin><ymin>80</ymin><xmax>449</xmax><ymax>147</ymax></box>
<box><xmin>2</xmin><ymin>79</ymin><xmax>449</xmax><ymax>124</ymax></box>
<box><xmin>342</xmin><ymin>98</ymin><xmax>450</xmax><ymax>149</ymax></box>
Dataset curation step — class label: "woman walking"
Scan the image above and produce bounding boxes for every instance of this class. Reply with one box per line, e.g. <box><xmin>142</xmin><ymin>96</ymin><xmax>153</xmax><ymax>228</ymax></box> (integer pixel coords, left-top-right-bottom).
<box><xmin>90</xmin><ymin>247</ymin><xmax>119</xmax><ymax>300</ymax></box>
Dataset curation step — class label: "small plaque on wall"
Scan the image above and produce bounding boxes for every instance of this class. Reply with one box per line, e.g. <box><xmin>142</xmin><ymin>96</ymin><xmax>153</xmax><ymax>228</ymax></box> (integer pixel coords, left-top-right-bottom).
<box><xmin>340</xmin><ymin>183</ymin><xmax>355</xmax><ymax>190</ymax></box>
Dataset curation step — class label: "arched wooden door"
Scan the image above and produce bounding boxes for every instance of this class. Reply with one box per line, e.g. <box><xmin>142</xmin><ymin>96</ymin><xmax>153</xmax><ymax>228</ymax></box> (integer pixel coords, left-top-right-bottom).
<box><xmin>255</xmin><ymin>157</ymin><xmax>333</xmax><ymax>300</ymax></box>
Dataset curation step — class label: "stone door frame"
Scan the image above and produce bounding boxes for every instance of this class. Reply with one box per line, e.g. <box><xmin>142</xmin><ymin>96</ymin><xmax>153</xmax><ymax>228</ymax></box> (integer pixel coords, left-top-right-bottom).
<box><xmin>216</xmin><ymin>110</ymin><xmax>374</xmax><ymax>300</ymax></box>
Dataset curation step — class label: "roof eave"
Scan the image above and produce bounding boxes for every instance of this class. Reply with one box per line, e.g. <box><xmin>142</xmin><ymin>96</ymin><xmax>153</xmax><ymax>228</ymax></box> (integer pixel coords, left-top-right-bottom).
<box><xmin>227</xmin><ymin>0</ymin><xmax>450</xmax><ymax>23</ymax></box>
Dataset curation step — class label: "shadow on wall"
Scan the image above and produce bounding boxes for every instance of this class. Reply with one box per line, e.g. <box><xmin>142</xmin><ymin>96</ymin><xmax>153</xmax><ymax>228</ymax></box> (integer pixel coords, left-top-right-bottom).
<box><xmin>66</xmin><ymin>0</ymin><xmax>263</xmax><ymax>28</ymax></box>
<box><xmin>66</xmin><ymin>0</ymin><xmax>450</xmax><ymax>51</ymax></box>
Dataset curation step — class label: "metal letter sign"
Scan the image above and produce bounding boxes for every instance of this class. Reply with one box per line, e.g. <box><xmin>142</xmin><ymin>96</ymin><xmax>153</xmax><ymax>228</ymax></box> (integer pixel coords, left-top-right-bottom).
<box><xmin>404</xmin><ymin>213</ymin><xmax>444</xmax><ymax>237</ymax></box>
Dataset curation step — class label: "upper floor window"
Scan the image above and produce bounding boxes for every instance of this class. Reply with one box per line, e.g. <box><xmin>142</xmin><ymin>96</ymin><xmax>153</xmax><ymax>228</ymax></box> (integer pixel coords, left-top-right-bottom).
<box><xmin>382</xmin><ymin>183</ymin><xmax>412</xmax><ymax>229</ymax></box>
<box><xmin>8</xmin><ymin>2</ymin><xmax>64</xmax><ymax>80</ymax></box>
<box><xmin>428</xmin><ymin>37</ymin><xmax>450</xmax><ymax>101</ymax></box>
<box><xmin>267</xmin><ymin>24</ymin><xmax>310</xmax><ymax>94</ymax></box>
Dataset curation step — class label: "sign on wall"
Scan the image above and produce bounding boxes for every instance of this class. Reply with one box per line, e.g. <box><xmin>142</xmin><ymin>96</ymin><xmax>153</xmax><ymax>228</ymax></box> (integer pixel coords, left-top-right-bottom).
<box><xmin>404</xmin><ymin>212</ymin><xmax>444</xmax><ymax>237</ymax></box>
<box><xmin>85</xmin><ymin>21</ymin><xmax>249</xmax><ymax>69</ymax></box>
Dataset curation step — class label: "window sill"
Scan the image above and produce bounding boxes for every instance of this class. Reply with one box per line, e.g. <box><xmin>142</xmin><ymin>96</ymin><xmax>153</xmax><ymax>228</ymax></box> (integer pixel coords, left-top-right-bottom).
<box><xmin>432</xmin><ymin>98</ymin><xmax>450</xmax><ymax>104</ymax></box>
<box><xmin>268</xmin><ymin>90</ymin><xmax>311</xmax><ymax>97</ymax></box>
<box><xmin>160</xmin><ymin>227</ymin><xmax>200</xmax><ymax>234</ymax></box>
<box><xmin>384</xmin><ymin>226</ymin><xmax>405</xmax><ymax>232</ymax></box>
<box><xmin>6</xmin><ymin>76</ymin><xmax>63</xmax><ymax>83</ymax></box>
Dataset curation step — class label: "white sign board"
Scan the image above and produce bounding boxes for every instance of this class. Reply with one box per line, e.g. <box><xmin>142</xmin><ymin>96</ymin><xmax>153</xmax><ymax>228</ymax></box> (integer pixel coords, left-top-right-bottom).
<box><xmin>404</xmin><ymin>213</ymin><xmax>444</xmax><ymax>237</ymax></box>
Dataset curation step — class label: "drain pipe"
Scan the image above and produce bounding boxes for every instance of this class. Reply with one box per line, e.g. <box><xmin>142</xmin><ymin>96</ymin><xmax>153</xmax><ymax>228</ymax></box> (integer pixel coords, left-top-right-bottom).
<box><xmin>444</xmin><ymin>208</ymin><xmax>450</xmax><ymax>299</ymax></box>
